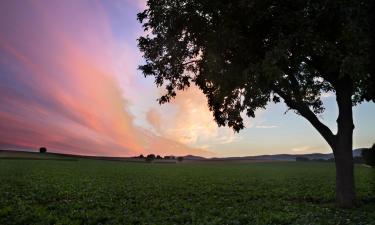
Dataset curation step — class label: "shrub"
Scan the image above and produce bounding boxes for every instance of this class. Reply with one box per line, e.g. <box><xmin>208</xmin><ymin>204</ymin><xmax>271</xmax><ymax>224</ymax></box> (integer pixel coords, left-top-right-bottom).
<box><xmin>39</xmin><ymin>147</ymin><xmax>47</xmax><ymax>153</ymax></box>
<box><xmin>156</xmin><ymin>155</ymin><xmax>162</xmax><ymax>159</ymax></box>
<box><xmin>177</xmin><ymin>156</ymin><xmax>184</xmax><ymax>162</ymax></box>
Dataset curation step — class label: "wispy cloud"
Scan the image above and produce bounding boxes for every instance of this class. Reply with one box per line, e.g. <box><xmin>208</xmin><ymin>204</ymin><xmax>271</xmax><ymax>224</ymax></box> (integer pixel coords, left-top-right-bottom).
<box><xmin>291</xmin><ymin>145</ymin><xmax>323</xmax><ymax>153</ymax></box>
<box><xmin>0</xmin><ymin>0</ymin><xmax>214</xmax><ymax>157</ymax></box>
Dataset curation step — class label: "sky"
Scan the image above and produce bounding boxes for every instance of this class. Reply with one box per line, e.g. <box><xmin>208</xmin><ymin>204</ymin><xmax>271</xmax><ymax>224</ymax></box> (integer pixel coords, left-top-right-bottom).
<box><xmin>0</xmin><ymin>0</ymin><xmax>374</xmax><ymax>157</ymax></box>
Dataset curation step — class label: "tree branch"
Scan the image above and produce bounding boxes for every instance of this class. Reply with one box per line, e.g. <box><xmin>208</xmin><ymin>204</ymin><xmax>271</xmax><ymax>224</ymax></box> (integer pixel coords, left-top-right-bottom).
<box><xmin>275</xmin><ymin>88</ymin><xmax>336</xmax><ymax>148</ymax></box>
<box><xmin>182</xmin><ymin>59</ymin><xmax>200</xmax><ymax>66</ymax></box>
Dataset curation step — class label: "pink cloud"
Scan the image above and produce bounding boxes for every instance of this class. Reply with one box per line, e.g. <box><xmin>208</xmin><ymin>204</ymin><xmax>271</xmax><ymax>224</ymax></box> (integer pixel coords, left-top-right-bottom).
<box><xmin>0</xmin><ymin>0</ymin><xmax>214</xmax><ymax>157</ymax></box>
<box><xmin>146</xmin><ymin>108</ymin><xmax>162</xmax><ymax>133</ymax></box>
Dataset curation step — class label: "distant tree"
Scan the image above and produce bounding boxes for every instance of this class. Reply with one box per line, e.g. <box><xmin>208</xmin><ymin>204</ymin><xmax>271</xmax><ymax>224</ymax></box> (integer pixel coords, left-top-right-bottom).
<box><xmin>138</xmin><ymin>0</ymin><xmax>374</xmax><ymax>207</ymax></box>
<box><xmin>145</xmin><ymin>154</ymin><xmax>156</xmax><ymax>162</ymax></box>
<box><xmin>156</xmin><ymin>155</ymin><xmax>162</xmax><ymax>159</ymax></box>
<box><xmin>177</xmin><ymin>156</ymin><xmax>184</xmax><ymax>162</ymax></box>
<box><xmin>139</xmin><ymin>154</ymin><xmax>145</xmax><ymax>159</ymax></box>
<box><xmin>362</xmin><ymin>144</ymin><xmax>375</xmax><ymax>167</ymax></box>
<box><xmin>164</xmin><ymin>155</ymin><xmax>175</xmax><ymax>160</ymax></box>
<box><xmin>39</xmin><ymin>147</ymin><xmax>47</xmax><ymax>153</ymax></box>
<box><xmin>147</xmin><ymin>154</ymin><xmax>156</xmax><ymax>159</ymax></box>
<box><xmin>296</xmin><ymin>156</ymin><xmax>309</xmax><ymax>162</ymax></box>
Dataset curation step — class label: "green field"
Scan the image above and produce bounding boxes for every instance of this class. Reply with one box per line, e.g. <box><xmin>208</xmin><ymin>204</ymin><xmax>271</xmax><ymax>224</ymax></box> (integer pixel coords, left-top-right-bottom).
<box><xmin>0</xmin><ymin>158</ymin><xmax>374</xmax><ymax>225</ymax></box>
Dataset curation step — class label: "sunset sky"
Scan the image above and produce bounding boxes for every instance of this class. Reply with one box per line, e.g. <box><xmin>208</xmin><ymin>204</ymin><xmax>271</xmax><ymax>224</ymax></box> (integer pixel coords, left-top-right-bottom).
<box><xmin>0</xmin><ymin>0</ymin><xmax>374</xmax><ymax>157</ymax></box>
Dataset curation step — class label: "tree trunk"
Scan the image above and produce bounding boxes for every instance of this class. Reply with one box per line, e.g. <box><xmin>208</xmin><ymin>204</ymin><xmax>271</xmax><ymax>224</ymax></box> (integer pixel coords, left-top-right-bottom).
<box><xmin>276</xmin><ymin>79</ymin><xmax>357</xmax><ymax>207</ymax></box>
<box><xmin>332</xmin><ymin>136</ymin><xmax>356</xmax><ymax>208</ymax></box>
<box><xmin>333</xmin><ymin>82</ymin><xmax>356</xmax><ymax>208</ymax></box>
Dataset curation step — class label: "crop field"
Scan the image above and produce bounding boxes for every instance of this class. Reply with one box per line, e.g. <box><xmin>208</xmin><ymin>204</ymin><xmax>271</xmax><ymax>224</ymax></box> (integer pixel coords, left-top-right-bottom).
<box><xmin>0</xmin><ymin>158</ymin><xmax>374</xmax><ymax>225</ymax></box>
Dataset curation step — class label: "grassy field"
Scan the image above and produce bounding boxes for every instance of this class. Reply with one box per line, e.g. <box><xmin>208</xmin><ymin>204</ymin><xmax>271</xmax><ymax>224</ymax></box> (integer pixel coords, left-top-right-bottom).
<box><xmin>0</xmin><ymin>157</ymin><xmax>374</xmax><ymax>225</ymax></box>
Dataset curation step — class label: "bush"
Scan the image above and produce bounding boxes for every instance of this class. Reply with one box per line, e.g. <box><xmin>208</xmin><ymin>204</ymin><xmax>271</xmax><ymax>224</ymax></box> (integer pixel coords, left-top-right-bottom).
<box><xmin>139</xmin><ymin>154</ymin><xmax>144</xmax><ymax>159</ymax></box>
<box><xmin>362</xmin><ymin>144</ymin><xmax>375</xmax><ymax>167</ymax></box>
<box><xmin>177</xmin><ymin>156</ymin><xmax>184</xmax><ymax>162</ymax></box>
<box><xmin>156</xmin><ymin>155</ymin><xmax>162</xmax><ymax>159</ymax></box>
<box><xmin>39</xmin><ymin>147</ymin><xmax>47</xmax><ymax>153</ymax></box>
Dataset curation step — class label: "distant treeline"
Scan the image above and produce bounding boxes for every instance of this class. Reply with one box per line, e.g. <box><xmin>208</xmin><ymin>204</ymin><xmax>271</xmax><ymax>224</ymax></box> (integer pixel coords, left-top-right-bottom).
<box><xmin>295</xmin><ymin>156</ymin><xmax>364</xmax><ymax>164</ymax></box>
<box><xmin>134</xmin><ymin>154</ymin><xmax>183</xmax><ymax>162</ymax></box>
<box><xmin>296</xmin><ymin>144</ymin><xmax>374</xmax><ymax>167</ymax></box>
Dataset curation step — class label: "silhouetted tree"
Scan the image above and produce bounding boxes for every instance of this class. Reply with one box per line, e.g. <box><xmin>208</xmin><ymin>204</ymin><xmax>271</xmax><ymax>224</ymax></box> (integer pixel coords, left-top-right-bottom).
<box><xmin>145</xmin><ymin>154</ymin><xmax>156</xmax><ymax>162</ymax></box>
<box><xmin>362</xmin><ymin>144</ymin><xmax>375</xmax><ymax>167</ymax></box>
<box><xmin>39</xmin><ymin>147</ymin><xmax>47</xmax><ymax>153</ymax></box>
<box><xmin>177</xmin><ymin>156</ymin><xmax>184</xmax><ymax>162</ymax></box>
<box><xmin>164</xmin><ymin>155</ymin><xmax>175</xmax><ymax>160</ymax></box>
<box><xmin>139</xmin><ymin>154</ymin><xmax>145</xmax><ymax>159</ymax></box>
<box><xmin>156</xmin><ymin>155</ymin><xmax>162</xmax><ymax>159</ymax></box>
<box><xmin>138</xmin><ymin>0</ymin><xmax>374</xmax><ymax>207</ymax></box>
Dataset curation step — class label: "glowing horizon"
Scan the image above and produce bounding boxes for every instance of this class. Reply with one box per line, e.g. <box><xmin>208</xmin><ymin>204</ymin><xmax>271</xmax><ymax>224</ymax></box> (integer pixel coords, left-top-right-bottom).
<box><xmin>0</xmin><ymin>0</ymin><xmax>374</xmax><ymax>157</ymax></box>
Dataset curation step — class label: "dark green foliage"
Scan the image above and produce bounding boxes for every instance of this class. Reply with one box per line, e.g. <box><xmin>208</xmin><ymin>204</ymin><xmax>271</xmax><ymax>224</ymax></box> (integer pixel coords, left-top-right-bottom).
<box><xmin>362</xmin><ymin>144</ymin><xmax>375</xmax><ymax>167</ymax></box>
<box><xmin>137</xmin><ymin>0</ymin><xmax>373</xmax><ymax>132</ymax></box>
<box><xmin>0</xmin><ymin>159</ymin><xmax>374</xmax><ymax>225</ymax></box>
<box><xmin>39</xmin><ymin>147</ymin><xmax>47</xmax><ymax>153</ymax></box>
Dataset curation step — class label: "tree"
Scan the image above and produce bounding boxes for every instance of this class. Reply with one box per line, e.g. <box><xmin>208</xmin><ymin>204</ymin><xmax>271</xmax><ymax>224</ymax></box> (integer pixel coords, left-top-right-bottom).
<box><xmin>362</xmin><ymin>144</ymin><xmax>375</xmax><ymax>167</ymax></box>
<box><xmin>164</xmin><ymin>155</ymin><xmax>175</xmax><ymax>160</ymax></box>
<box><xmin>137</xmin><ymin>0</ymin><xmax>374</xmax><ymax>207</ymax></box>
<box><xmin>139</xmin><ymin>154</ymin><xmax>145</xmax><ymax>159</ymax></box>
<box><xmin>39</xmin><ymin>147</ymin><xmax>47</xmax><ymax>153</ymax></box>
<box><xmin>146</xmin><ymin>154</ymin><xmax>156</xmax><ymax>162</ymax></box>
<box><xmin>156</xmin><ymin>155</ymin><xmax>162</xmax><ymax>159</ymax></box>
<box><xmin>177</xmin><ymin>156</ymin><xmax>184</xmax><ymax>162</ymax></box>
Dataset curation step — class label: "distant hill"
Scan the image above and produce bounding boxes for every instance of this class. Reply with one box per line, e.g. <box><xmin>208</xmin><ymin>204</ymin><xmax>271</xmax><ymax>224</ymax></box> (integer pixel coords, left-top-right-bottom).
<box><xmin>183</xmin><ymin>155</ymin><xmax>207</xmax><ymax>160</ymax></box>
<box><xmin>1</xmin><ymin>148</ymin><xmax>366</xmax><ymax>162</ymax></box>
<box><xmin>352</xmin><ymin>148</ymin><xmax>364</xmax><ymax>157</ymax></box>
<box><xmin>183</xmin><ymin>149</ymin><xmax>365</xmax><ymax>162</ymax></box>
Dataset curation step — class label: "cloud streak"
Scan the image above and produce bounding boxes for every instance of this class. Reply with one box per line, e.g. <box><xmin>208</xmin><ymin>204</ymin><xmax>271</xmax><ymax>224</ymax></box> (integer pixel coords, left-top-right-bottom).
<box><xmin>0</xmin><ymin>0</ymin><xmax>213</xmax><ymax>157</ymax></box>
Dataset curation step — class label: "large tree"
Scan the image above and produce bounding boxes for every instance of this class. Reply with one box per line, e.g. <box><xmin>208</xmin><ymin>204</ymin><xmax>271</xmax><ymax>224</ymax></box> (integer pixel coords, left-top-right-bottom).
<box><xmin>137</xmin><ymin>0</ymin><xmax>374</xmax><ymax>207</ymax></box>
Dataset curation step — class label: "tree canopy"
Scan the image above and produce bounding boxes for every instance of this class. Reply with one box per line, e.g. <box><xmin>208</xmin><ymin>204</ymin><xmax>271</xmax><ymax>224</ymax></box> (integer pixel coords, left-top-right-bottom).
<box><xmin>137</xmin><ymin>0</ymin><xmax>374</xmax><ymax>207</ymax></box>
<box><xmin>138</xmin><ymin>0</ymin><xmax>374</xmax><ymax>133</ymax></box>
